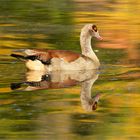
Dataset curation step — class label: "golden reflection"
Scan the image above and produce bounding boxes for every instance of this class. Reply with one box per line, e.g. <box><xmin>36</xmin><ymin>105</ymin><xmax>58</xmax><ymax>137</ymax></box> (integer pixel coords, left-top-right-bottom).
<box><xmin>0</xmin><ymin>23</ymin><xmax>17</xmax><ymax>27</ymax></box>
<box><xmin>0</xmin><ymin>33</ymin><xmax>52</xmax><ymax>55</ymax></box>
<box><xmin>0</xmin><ymin>34</ymin><xmax>28</xmax><ymax>39</ymax></box>
<box><xmin>0</xmin><ymin>40</ymin><xmax>29</xmax><ymax>48</ymax></box>
<box><xmin>0</xmin><ymin>99</ymin><xmax>15</xmax><ymax>105</ymax></box>
<box><xmin>10</xmin><ymin>70</ymin><xmax>100</xmax><ymax>112</ymax></box>
<box><xmin>32</xmin><ymin>34</ymin><xmax>47</xmax><ymax>39</ymax></box>
<box><xmin>74</xmin><ymin>0</ymin><xmax>140</xmax><ymax>67</ymax></box>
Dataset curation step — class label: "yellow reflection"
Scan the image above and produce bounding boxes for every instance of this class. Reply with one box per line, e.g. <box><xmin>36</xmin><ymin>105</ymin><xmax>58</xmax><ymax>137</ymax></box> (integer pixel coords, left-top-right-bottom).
<box><xmin>0</xmin><ymin>40</ymin><xmax>29</xmax><ymax>48</ymax></box>
<box><xmin>0</xmin><ymin>23</ymin><xmax>17</xmax><ymax>27</ymax></box>
<box><xmin>1</xmin><ymin>34</ymin><xmax>28</xmax><ymax>39</ymax></box>
<box><xmin>0</xmin><ymin>87</ymin><xmax>12</xmax><ymax>93</ymax></box>
<box><xmin>32</xmin><ymin>34</ymin><xmax>47</xmax><ymax>39</ymax></box>
<box><xmin>0</xmin><ymin>99</ymin><xmax>15</xmax><ymax>105</ymax></box>
<box><xmin>74</xmin><ymin>0</ymin><xmax>140</xmax><ymax>67</ymax></box>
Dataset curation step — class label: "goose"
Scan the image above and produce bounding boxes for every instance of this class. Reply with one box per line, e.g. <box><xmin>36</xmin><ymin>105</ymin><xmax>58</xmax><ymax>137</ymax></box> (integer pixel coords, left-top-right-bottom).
<box><xmin>11</xmin><ymin>24</ymin><xmax>102</xmax><ymax>71</ymax></box>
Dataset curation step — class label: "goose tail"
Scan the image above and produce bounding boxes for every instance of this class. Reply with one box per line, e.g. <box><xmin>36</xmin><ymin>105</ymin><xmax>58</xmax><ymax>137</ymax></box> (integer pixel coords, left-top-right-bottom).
<box><xmin>11</xmin><ymin>54</ymin><xmax>26</xmax><ymax>60</ymax></box>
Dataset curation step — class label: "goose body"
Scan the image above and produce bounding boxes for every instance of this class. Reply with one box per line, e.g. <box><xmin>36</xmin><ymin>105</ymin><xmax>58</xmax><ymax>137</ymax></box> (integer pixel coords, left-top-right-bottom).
<box><xmin>11</xmin><ymin>24</ymin><xmax>102</xmax><ymax>71</ymax></box>
<box><xmin>24</xmin><ymin>49</ymin><xmax>97</xmax><ymax>71</ymax></box>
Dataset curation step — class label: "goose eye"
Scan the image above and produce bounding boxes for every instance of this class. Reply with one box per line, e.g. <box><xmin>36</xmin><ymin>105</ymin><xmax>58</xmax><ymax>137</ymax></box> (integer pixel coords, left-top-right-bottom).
<box><xmin>92</xmin><ymin>25</ymin><xmax>98</xmax><ymax>32</ymax></box>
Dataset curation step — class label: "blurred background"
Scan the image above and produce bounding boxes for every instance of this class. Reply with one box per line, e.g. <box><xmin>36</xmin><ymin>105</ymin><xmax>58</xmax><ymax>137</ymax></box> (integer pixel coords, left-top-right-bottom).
<box><xmin>0</xmin><ymin>0</ymin><xmax>140</xmax><ymax>139</ymax></box>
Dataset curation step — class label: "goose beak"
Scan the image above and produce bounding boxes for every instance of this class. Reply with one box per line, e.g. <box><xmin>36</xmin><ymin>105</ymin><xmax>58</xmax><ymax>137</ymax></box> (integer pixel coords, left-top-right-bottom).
<box><xmin>97</xmin><ymin>36</ymin><xmax>103</xmax><ymax>40</ymax></box>
<box><xmin>94</xmin><ymin>31</ymin><xmax>103</xmax><ymax>40</ymax></box>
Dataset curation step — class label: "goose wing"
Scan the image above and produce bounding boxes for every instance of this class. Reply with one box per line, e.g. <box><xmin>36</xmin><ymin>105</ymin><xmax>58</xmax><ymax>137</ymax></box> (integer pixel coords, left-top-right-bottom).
<box><xmin>12</xmin><ymin>49</ymin><xmax>51</xmax><ymax>64</ymax></box>
<box><xmin>12</xmin><ymin>49</ymin><xmax>82</xmax><ymax>63</ymax></box>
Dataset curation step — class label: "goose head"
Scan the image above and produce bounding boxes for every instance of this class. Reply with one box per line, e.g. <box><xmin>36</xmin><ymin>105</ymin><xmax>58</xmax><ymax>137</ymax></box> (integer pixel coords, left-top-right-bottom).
<box><xmin>81</xmin><ymin>24</ymin><xmax>103</xmax><ymax>40</ymax></box>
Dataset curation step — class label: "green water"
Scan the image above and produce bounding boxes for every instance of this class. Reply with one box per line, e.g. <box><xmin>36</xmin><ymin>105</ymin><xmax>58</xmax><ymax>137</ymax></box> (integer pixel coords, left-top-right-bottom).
<box><xmin>0</xmin><ymin>0</ymin><xmax>140</xmax><ymax>140</ymax></box>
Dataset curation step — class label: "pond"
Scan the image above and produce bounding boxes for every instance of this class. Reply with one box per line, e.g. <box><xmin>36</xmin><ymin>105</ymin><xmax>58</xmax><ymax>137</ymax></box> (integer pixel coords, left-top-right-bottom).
<box><xmin>0</xmin><ymin>0</ymin><xmax>140</xmax><ymax>139</ymax></box>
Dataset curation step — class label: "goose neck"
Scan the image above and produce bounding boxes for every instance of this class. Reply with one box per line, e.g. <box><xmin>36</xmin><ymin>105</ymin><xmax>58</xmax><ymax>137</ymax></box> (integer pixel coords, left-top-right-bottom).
<box><xmin>80</xmin><ymin>30</ymin><xmax>100</xmax><ymax>67</ymax></box>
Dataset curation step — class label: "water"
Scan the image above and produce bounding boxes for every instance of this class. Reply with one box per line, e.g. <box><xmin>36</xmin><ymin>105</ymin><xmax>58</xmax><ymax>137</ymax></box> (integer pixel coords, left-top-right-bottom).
<box><xmin>0</xmin><ymin>0</ymin><xmax>140</xmax><ymax>139</ymax></box>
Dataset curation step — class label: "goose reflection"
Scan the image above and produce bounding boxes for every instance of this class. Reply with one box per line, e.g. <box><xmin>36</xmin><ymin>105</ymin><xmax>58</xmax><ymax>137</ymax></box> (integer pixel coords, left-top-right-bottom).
<box><xmin>11</xmin><ymin>70</ymin><xmax>100</xmax><ymax>111</ymax></box>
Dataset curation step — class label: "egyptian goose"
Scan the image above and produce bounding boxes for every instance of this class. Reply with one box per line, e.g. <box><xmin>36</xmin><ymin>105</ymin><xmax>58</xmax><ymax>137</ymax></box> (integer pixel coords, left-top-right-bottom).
<box><xmin>11</xmin><ymin>24</ymin><xmax>102</xmax><ymax>71</ymax></box>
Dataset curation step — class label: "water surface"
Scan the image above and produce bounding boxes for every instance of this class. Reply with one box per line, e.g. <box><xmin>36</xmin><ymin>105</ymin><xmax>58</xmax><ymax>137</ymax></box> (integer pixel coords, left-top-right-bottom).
<box><xmin>0</xmin><ymin>0</ymin><xmax>140</xmax><ymax>140</ymax></box>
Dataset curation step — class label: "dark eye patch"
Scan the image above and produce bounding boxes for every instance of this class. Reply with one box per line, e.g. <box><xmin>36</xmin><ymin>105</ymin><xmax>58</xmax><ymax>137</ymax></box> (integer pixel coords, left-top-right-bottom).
<box><xmin>92</xmin><ymin>25</ymin><xmax>98</xmax><ymax>32</ymax></box>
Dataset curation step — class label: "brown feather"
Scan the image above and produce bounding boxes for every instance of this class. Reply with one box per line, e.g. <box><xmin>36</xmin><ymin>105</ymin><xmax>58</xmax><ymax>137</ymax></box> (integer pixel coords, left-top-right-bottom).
<box><xmin>25</xmin><ymin>49</ymin><xmax>81</xmax><ymax>63</ymax></box>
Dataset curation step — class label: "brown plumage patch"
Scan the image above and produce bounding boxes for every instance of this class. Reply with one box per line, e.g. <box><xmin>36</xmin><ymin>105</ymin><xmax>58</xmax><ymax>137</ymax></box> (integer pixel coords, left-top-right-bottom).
<box><xmin>26</xmin><ymin>49</ymin><xmax>82</xmax><ymax>63</ymax></box>
<box><xmin>92</xmin><ymin>25</ymin><xmax>98</xmax><ymax>32</ymax></box>
<box><xmin>12</xmin><ymin>49</ymin><xmax>83</xmax><ymax>64</ymax></box>
<box><xmin>45</xmin><ymin>50</ymin><xmax>81</xmax><ymax>62</ymax></box>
